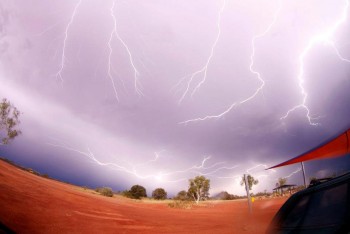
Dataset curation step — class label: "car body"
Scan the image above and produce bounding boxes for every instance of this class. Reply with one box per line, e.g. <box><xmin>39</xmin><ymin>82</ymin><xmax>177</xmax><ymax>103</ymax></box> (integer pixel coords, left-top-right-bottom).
<box><xmin>267</xmin><ymin>172</ymin><xmax>350</xmax><ymax>234</ymax></box>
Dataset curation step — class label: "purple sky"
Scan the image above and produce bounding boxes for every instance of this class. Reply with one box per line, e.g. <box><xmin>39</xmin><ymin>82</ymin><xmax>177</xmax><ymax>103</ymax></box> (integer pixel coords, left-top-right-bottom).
<box><xmin>1</xmin><ymin>0</ymin><xmax>350</xmax><ymax>196</ymax></box>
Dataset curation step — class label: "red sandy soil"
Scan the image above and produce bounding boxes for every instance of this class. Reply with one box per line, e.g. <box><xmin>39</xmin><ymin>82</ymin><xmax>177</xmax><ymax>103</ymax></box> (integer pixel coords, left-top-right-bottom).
<box><xmin>0</xmin><ymin>160</ymin><xmax>287</xmax><ymax>233</ymax></box>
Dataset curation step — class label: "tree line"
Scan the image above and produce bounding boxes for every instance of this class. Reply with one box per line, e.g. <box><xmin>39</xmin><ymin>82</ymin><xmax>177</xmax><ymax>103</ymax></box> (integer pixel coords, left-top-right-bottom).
<box><xmin>120</xmin><ymin>175</ymin><xmax>210</xmax><ymax>203</ymax></box>
<box><xmin>119</xmin><ymin>174</ymin><xmax>260</xmax><ymax>203</ymax></box>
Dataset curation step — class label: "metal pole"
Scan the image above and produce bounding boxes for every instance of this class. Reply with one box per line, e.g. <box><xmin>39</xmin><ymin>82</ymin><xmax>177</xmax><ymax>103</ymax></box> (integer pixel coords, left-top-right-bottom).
<box><xmin>301</xmin><ymin>162</ymin><xmax>307</xmax><ymax>188</ymax></box>
<box><xmin>244</xmin><ymin>174</ymin><xmax>252</xmax><ymax>214</ymax></box>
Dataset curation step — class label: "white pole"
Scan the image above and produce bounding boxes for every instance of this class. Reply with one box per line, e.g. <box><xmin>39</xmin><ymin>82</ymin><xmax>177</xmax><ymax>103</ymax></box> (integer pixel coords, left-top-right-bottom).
<box><xmin>301</xmin><ymin>162</ymin><xmax>307</xmax><ymax>188</ymax></box>
<box><xmin>244</xmin><ymin>174</ymin><xmax>252</xmax><ymax>213</ymax></box>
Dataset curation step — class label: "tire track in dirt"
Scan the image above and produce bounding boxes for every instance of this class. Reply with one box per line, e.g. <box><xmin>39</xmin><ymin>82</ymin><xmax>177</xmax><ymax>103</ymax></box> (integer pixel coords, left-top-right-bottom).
<box><xmin>74</xmin><ymin>210</ymin><xmax>132</xmax><ymax>222</ymax></box>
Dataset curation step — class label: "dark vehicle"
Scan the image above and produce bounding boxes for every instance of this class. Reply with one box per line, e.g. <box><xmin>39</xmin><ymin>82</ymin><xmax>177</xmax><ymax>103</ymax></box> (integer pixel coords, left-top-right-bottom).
<box><xmin>267</xmin><ymin>172</ymin><xmax>350</xmax><ymax>234</ymax></box>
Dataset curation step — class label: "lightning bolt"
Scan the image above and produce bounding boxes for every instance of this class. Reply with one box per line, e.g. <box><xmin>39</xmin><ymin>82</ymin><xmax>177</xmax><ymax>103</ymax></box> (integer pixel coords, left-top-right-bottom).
<box><xmin>55</xmin><ymin>0</ymin><xmax>82</xmax><ymax>83</ymax></box>
<box><xmin>281</xmin><ymin>0</ymin><xmax>350</xmax><ymax>125</ymax></box>
<box><xmin>196</xmin><ymin>165</ymin><xmax>239</xmax><ymax>176</ymax></box>
<box><xmin>176</xmin><ymin>0</ymin><xmax>226</xmax><ymax>104</ymax></box>
<box><xmin>47</xmin><ymin>142</ymin><xmax>172</xmax><ymax>180</ymax></box>
<box><xmin>282</xmin><ymin>167</ymin><xmax>302</xmax><ymax>179</ymax></box>
<box><xmin>330</xmin><ymin>42</ymin><xmax>350</xmax><ymax>63</ymax></box>
<box><xmin>34</xmin><ymin>20</ymin><xmax>66</xmax><ymax>37</ymax></box>
<box><xmin>107</xmin><ymin>1</ymin><xmax>120</xmax><ymax>102</ymax></box>
<box><xmin>243</xmin><ymin>164</ymin><xmax>276</xmax><ymax>181</ymax></box>
<box><xmin>47</xmin><ymin>142</ymin><xmax>238</xmax><ymax>183</ymax></box>
<box><xmin>47</xmin><ymin>142</ymin><xmax>132</xmax><ymax>174</ymax></box>
<box><xmin>132</xmin><ymin>150</ymin><xmax>164</xmax><ymax>169</ymax></box>
<box><xmin>179</xmin><ymin>2</ymin><xmax>281</xmax><ymax>124</ymax></box>
<box><xmin>158</xmin><ymin>156</ymin><xmax>237</xmax><ymax>177</ymax></box>
<box><xmin>112</xmin><ymin>1</ymin><xmax>143</xmax><ymax>97</ymax></box>
<box><xmin>246</xmin><ymin>164</ymin><xmax>276</xmax><ymax>173</ymax></box>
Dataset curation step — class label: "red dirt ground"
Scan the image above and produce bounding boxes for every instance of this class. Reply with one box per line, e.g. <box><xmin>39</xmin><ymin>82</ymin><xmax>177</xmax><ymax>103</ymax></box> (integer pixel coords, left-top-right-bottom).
<box><xmin>0</xmin><ymin>160</ymin><xmax>287</xmax><ymax>233</ymax></box>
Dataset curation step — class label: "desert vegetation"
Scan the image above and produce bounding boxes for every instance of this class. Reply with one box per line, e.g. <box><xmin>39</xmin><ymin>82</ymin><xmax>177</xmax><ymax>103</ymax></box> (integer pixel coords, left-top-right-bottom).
<box><xmin>240</xmin><ymin>174</ymin><xmax>259</xmax><ymax>191</ymax></box>
<box><xmin>95</xmin><ymin>187</ymin><xmax>114</xmax><ymax>197</ymax></box>
<box><xmin>188</xmin><ymin>175</ymin><xmax>210</xmax><ymax>204</ymax></box>
<box><xmin>213</xmin><ymin>191</ymin><xmax>246</xmax><ymax>200</ymax></box>
<box><xmin>152</xmin><ymin>188</ymin><xmax>167</xmax><ymax>200</ymax></box>
<box><xmin>166</xmin><ymin>176</ymin><xmax>211</xmax><ymax>208</ymax></box>
<box><xmin>0</xmin><ymin>98</ymin><xmax>21</xmax><ymax>145</ymax></box>
<box><xmin>168</xmin><ymin>200</ymin><xmax>194</xmax><ymax>209</ymax></box>
<box><xmin>174</xmin><ymin>190</ymin><xmax>189</xmax><ymax>201</ymax></box>
<box><xmin>122</xmin><ymin>185</ymin><xmax>147</xmax><ymax>199</ymax></box>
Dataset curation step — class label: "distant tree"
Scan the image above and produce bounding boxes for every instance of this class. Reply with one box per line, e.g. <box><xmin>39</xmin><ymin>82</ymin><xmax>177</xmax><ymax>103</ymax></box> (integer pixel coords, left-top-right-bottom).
<box><xmin>188</xmin><ymin>176</ymin><xmax>210</xmax><ymax>204</ymax></box>
<box><xmin>152</xmin><ymin>188</ymin><xmax>167</xmax><ymax>200</ymax></box>
<box><xmin>174</xmin><ymin>190</ymin><xmax>189</xmax><ymax>201</ymax></box>
<box><xmin>240</xmin><ymin>174</ymin><xmax>258</xmax><ymax>190</ymax></box>
<box><xmin>276</xmin><ymin>177</ymin><xmax>287</xmax><ymax>194</ymax></box>
<box><xmin>129</xmin><ymin>185</ymin><xmax>147</xmax><ymax>199</ymax></box>
<box><xmin>0</xmin><ymin>99</ymin><xmax>21</xmax><ymax>145</ymax></box>
<box><xmin>278</xmin><ymin>177</ymin><xmax>287</xmax><ymax>187</ymax></box>
<box><xmin>213</xmin><ymin>191</ymin><xmax>242</xmax><ymax>200</ymax></box>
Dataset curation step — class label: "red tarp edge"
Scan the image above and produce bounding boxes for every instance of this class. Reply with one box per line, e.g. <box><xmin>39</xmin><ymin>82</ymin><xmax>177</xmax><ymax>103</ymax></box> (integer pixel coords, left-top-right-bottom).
<box><xmin>268</xmin><ymin>129</ymin><xmax>350</xmax><ymax>169</ymax></box>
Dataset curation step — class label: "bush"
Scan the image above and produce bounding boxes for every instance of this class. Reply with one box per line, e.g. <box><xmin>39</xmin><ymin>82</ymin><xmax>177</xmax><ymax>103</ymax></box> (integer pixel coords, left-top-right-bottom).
<box><xmin>129</xmin><ymin>185</ymin><xmax>147</xmax><ymax>199</ymax></box>
<box><xmin>213</xmin><ymin>191</ymin><xmax>244</xmax><ymax>200</ymax></box>
<box><xmin>0</xmin><ymin>98</ymin><xmax>21</xmax><ymax>145</ymax></box>
<box><xmin>95</xmin><ymin>187</ymin><xmax>113</xmax><ymax>197</ymax></box>
<box><xmin>26</xmin><ymin>168</ymin><xmax>41</xmax><ymax>176</ymax></box>
<box><xmin>121</xmin><ymin>190</ymin><xmax>133</xmax><ymax>198</ymax></box>
<box><xmin>174</xmin><ymin>190</ymin><xmax>189</xmax><ymax>201</ymax></box>
<box><xmin>152</xmin><ymin>188</ymin><xmax>167</xmax><ymax>200</ymax></box>
<box><xmin>42</xmin><ymin>174</ymin><xmax>50</xmax><ymax>179</ymax></box>
<box><xmin>168</xmin><ymin>200</ymin><xmax>193</xmax><ymax>209</ymax></box>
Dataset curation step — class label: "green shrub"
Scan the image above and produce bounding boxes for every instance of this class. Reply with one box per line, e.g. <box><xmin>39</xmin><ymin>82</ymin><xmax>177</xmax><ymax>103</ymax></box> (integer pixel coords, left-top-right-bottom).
<box><xmin>168</xmin><ymin>200</ymin><xmax>193</xmax><ymax>209</ymax></box>
<box><xmin>174</xmin><ymin>190</ymin><xmax>189</xmax><ymax>201</ymax></box>
<box><xmin>27</xmin><ymin>168</ymin><xmax>41</xmax><ymax>176</ymax></box>
<box><xmin>129</xmin><ymin>185</ymin><xmax>147</xmax><ymax>199</ymax></box>
<box><xmin>152</xmin><ymin>188</ymin><xmax>167</xmax><ymax>200</ymax></box>
<box><xmin>121</xmin><ymin>190</ymin><xmax>133</xmax><ymax>198</ymax></box>
<box><xmin>95</xmin><ymin>187</ymin><xmax>113</xmax><ymax>197</ymax></box>
<box><xmin>42</xmin><ymin>174</ymin><xmax>50</xmax><ymax>179</ymax></box>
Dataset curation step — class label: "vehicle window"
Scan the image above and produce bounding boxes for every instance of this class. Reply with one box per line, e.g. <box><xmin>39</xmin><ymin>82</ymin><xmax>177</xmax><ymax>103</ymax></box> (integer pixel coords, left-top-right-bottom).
<box><xmin>281</xmin><ymin>183</ymin><xmax>348</xmax><ymax>229</ymax></box>
<box><xmin>302</xmin><ymin>183</ymin><xmax>348</xmax><ymax>227</ymax></box>
<box><xmin>281</xmin><ymin>195</ymin><xmax>310</xmax><ymax>227</ymax></box>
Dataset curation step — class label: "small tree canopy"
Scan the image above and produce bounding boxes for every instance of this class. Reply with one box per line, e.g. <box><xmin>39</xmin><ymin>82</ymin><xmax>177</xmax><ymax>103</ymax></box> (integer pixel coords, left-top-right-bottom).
<box><xmin>188</xmin><ymin>175</ymin><xmax>210</xmax><ymax>204</ymax></box>
<box><xmin>129</xmin><ymin>185</ymin><xmax>147</xmax><ymax>199</ymax></box>
<box><xmin>278</xmin><ymin>177</ymin><xmax>287</xmax><ymax>187</ymax></box>
<box><xmin>240</xmin><ymin>174</ymin><xmax>258</xmax><ymax>190</ymax></box>
<box><xmin>0</xmin><ymin>99</ymin><xmax>21</xmax><ymax>145</ymax></box>
<box><xmin>152</xmin><ymin>188</ymin><xmax>167</xmax><ymax>200</ymax></box>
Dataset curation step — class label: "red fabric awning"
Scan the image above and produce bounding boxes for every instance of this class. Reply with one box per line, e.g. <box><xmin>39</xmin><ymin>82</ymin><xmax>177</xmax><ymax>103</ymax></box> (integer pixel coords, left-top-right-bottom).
<box><xmin>268</xmin><ymin>129</ymin><xmax>350</xmax><ymax>169</ymax></box>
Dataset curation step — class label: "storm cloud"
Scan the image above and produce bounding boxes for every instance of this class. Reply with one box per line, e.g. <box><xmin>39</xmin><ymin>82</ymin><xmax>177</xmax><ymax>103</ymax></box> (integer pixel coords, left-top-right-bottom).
<box><xmin>1</xmin><ymin>0</ymin><xmax>350</xmax><ymax>195</ymax></box>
